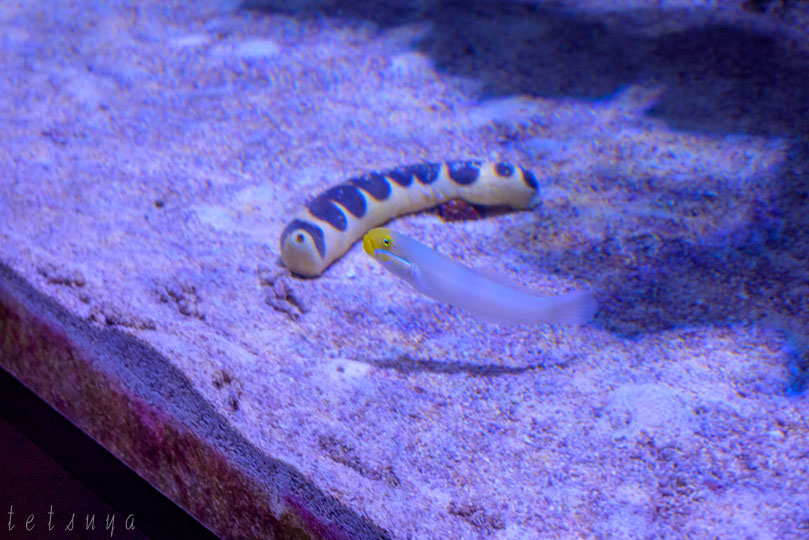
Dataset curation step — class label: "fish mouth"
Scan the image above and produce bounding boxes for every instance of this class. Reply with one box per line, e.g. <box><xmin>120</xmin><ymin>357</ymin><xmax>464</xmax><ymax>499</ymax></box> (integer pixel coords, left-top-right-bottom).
<box><xmin>373</xmin><ymin>248</ymin><xmax>395</xmax><ymax>263</ymax></box>
<box><xmin>362</xmin><ymin>234</ymin><xmax>375</xmax><ymax>256</ymax></box>
<box><xmin>374</xmin><ymin>249</ymin><xmax>411</xmax><ymax>268</ymax></box>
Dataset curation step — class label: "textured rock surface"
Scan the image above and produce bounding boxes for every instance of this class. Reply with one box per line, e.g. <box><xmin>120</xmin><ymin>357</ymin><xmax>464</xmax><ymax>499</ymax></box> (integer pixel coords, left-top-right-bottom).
<box><xmin>1</xmin><ymin>0</ymin><xmax>809</xmax><ymax>538</ymax></box>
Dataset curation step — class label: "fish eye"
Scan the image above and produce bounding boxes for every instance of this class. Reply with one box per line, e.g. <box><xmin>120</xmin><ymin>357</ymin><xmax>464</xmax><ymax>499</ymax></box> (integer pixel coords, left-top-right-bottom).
<box><xmin>382</xmin><ymin>237</ymin><xmax>391</xmax><ymax>246</ymax></box>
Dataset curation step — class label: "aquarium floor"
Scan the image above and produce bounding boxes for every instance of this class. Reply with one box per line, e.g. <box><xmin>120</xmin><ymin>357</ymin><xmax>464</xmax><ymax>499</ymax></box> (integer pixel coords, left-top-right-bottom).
<box><xmin>2</xmin><ymin>1</ymin><xmax>809</xmax><ymax>539</ymax></box>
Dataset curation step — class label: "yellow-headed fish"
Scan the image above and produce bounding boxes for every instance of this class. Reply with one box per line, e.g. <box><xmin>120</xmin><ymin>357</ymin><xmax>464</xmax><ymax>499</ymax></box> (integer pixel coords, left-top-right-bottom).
<box><xmin>363</xmin><ymin>228</ymin><xmax>596</xmax><ymax>326</ymax></box>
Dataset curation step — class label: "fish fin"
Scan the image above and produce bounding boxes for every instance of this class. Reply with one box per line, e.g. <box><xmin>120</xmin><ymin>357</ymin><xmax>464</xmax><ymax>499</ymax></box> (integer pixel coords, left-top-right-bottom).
<box><xmin>550</xmin><ymin>289</ymin><xmax>598</xmax><ymax>326</ymax></box>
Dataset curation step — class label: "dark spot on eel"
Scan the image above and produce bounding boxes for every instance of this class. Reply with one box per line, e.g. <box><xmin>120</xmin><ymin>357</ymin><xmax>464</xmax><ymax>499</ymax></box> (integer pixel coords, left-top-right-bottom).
<box><xmin>323</xmin><ymin>184</ymin><xmax>366</xmax><ymax>218</ymax></box>
<box><xmin>447</xmin><ymin>160</ymin><xmax>482</xmax><ymax>185</ymax></box>
<box><xmin>521</xmin><ymin>167</ymin><xmax>539</xmax><ymax>190</ymax></box>
<box><xmin>308</xmin><ymin>192</ymin><xmax>348</xmax><ymax>231</ymax></box>
<box><xmin>385</xmin><ymin>167</ymin><xmax>415</xmax><ymax>187</ymax></box>
<box><xmin>349</xmin><ymin>172</ymin><xmax>392</xmax><ymax>201</ymax></box>
<box><xmin>494</xmin><ymin>162</ymin><xmax>514</xmax><ymax>177</ymax></box>
<box><xmin>405</xmin><ymin>162</ymin><xmax>441</xmax><ymax>184</ymax></box>
<box><xmin>280</xmin><ymin>219</ymin><xmax>326</xmax><ymax>258</ymax></box>
<box><xmin>386</xmin><ymin>162</ymin><xmax>442</xmax><ymax>186</ymax></box>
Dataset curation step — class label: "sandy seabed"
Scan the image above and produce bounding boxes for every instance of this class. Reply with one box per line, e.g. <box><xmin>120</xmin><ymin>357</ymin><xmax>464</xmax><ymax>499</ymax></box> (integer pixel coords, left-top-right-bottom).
<box><xmin>1</xmin><ymin>0</ymin><xmax>808</xmax><ymax>538</ymax></box>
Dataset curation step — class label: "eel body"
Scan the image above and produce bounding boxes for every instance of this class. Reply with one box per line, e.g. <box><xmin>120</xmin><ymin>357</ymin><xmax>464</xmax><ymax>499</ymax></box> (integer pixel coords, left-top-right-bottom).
<box><xmin>280</xmin><ymin>161</ymin><xmax>539</xmax><ymax>276</ymax></box>
<box><xmin>363</xmin><ymin>228</ymin><xmax>597</xmax><ymax>326</ymax></box>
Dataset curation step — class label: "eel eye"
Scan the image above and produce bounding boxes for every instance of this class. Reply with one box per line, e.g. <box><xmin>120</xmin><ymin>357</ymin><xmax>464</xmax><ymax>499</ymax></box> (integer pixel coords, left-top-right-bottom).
<box><xmin>382</xmin><ymin>237</ymin><xmax>391</xmax><ymax>246</ymax></box>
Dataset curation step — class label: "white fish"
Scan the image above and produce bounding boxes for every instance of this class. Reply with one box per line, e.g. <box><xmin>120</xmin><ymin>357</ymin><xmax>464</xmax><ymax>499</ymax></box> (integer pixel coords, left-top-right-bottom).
<box><xmin>363</xmin><ymin>228</ymin><xmax>596</xmax><ymax>326</ymax></box>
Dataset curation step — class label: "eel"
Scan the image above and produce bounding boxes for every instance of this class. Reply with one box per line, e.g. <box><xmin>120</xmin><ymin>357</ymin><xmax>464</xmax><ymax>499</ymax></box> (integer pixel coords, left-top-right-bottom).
<box><xmin>363</xmin><ymin>228</ymin><xmax>597</xmax><ymax>326</ymax></box>
<box><xmin>280</xmin><ymin>160</ymin><xmax>539</xmax><ymax>277</ymax></box>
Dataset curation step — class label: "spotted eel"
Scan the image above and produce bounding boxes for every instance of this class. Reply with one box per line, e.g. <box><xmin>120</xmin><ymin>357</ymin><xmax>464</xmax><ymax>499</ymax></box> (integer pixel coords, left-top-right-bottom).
<box><xmin>280</xmin><ymin>160</ymin><xmax>539</xmax><ymax>277</ymax></box>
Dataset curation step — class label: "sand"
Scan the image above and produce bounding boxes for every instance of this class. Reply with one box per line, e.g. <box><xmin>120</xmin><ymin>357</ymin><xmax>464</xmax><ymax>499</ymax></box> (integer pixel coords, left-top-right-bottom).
<box><xmin>1</xmin><ymin>0</ymin><xmax>808</xmax><ymax>538</ymax></box>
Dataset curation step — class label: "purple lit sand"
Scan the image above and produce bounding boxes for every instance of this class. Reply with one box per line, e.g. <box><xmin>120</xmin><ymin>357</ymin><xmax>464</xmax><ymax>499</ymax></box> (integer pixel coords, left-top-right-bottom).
<box><xmin>2</xmin><ymin>1</ymin><xmax>809</xmax><ymax>538</ymax></box>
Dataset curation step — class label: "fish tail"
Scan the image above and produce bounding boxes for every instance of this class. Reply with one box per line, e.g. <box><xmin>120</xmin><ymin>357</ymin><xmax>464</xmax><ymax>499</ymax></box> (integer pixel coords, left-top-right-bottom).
<box><xmin>548</xmin><ymin>290</ymin><xmax>598</xmax><ymax>326</ymax></box>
